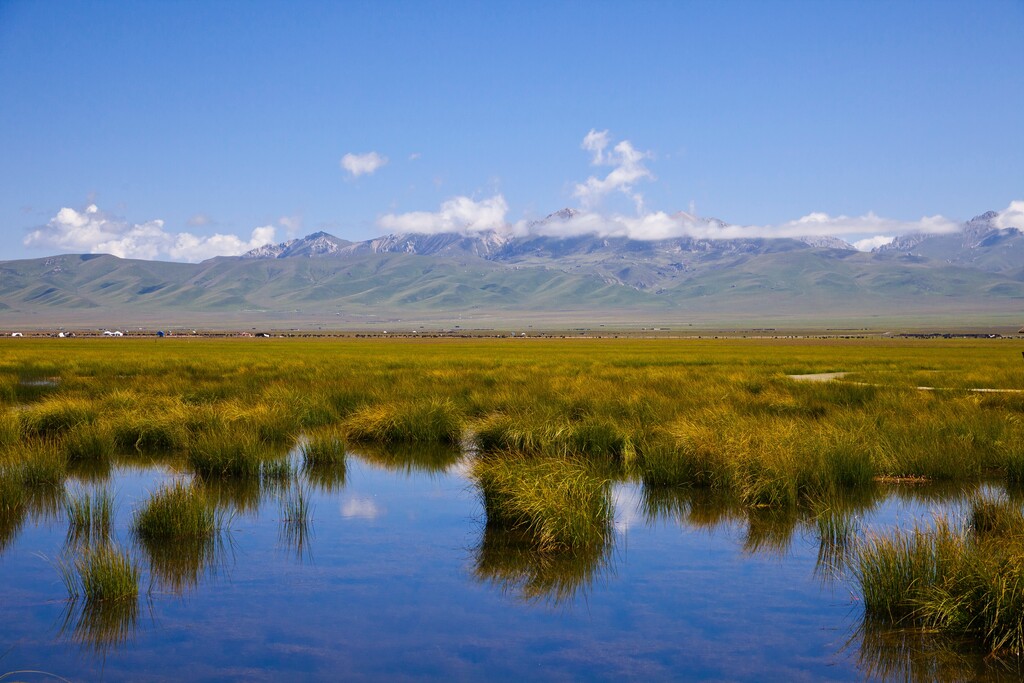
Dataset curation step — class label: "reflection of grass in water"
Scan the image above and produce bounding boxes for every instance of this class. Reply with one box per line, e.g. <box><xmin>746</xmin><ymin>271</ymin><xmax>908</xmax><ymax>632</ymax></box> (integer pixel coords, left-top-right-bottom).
<box><xmin>59</xmin><ymin>596</ymin><xmax>140</xmax><ymax>657</ymax></box>
<box><xmin>853</xmin><ymin>621</ymin><xmax>1015</xmax><ymax>683</ymax></box>
<box><xmin>0</xmin><ymin>489</ymin><xmax>26</xmax><ymax>553</ymax></box>
<box><xmin>639</xmin><ymin>485</ymin><xmax>744</xmax><ymax>528</ymax></box>
<box><xmin>197</xmin><ymin>475</ymin><xmax>265</xmax><ymax>515</ymax></box>
<box><xmin>138</xmin><ymin>533</ymin><xmax>230</xmax><ymax>596</ymax></box>
<box><xmin>812</xmin><ymin>503</ymin><xmax>860</xmax><ymax>582</ymax></box>
<box><xmin>354</xmin><ymin>442</ymin><xmax>462</xmax><ymax>475</ymax></box>
<box><xmin>66</xmin><ymin>455</ymin><xmax>113</xmax><ymax>484</ymax></box>
<box><xmin>303</xmin><ymin>460</ymin><xmax>347</xmax><ymax>492</ymax></box>
<box><xmin>66</xmin><ymin>489</ymin><xmax>114</xmax><ymax>548</ymax></box>
<box><xmin>279</xmin><ymin>484</ymin><xmax>313</xmax><ymax>562</ymax></box>
<box><xmin>473</xmin><ymin>525</ymin><xmax>613</xmax><ymax>605</ymax></box>
<box><xmin>742</xmin><ymin>507</ymin><xmax>799</xmax><ymax>557</ymax></box>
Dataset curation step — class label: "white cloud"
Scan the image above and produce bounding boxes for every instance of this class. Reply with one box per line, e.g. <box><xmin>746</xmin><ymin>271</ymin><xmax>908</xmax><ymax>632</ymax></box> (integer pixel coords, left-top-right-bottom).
<box><xmin>24</xmin><ymin>204</ymin><xmax>276</xmax><ymax>262</ymax></box>
<box><xmin>341</xmin><ymin>151</ymin><xmax>388</xmax><ymax>177</ymax></box>
<box><xmin>278</xmin><ymin>214</ymin><xmax>303</xmax><ymax>237</ymax></box>
<box><xmin>527</xmin><ymin>209</ymin><xmax>960</xmax><ymax>242</ymax></box>
<box><xmin>378</xmin><ymin>195</ymin><xmax>508</xmax><ymax>235</ymax></box>
<box><xmin>852</xmin><ymin>235</ymin><xmax>896</xmax><ymax>251</ymax></box>
<box><xmin>186</xmin><ymin>213</ymin><xmax>212</xmax><ymax>227</ymax></box>
<box><xmin>996</xmin><ymin>200</ymin><xmax>1024</xmax><ymax>230</ymax></box>
<box><xmin>341</xmin><ymin>496</ymin><xmax>382</xmax><ymax>520</ymax></box>
<box><xmin>573</xmin><ymin>129</ymin><xmax>653</xmax><ymax>212</ymax></box>
<box><xmin>168</xmin><ymin>225</ymin><xmax>276</xmax><ymax>261</ymax></box>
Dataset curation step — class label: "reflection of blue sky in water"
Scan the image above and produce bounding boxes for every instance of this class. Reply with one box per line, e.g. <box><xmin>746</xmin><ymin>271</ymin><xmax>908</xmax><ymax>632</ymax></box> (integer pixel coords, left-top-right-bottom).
<box><xmin>0</xmin><ymin>452</ymin><xmax>1012</xmax><ymax>681</ymax></box>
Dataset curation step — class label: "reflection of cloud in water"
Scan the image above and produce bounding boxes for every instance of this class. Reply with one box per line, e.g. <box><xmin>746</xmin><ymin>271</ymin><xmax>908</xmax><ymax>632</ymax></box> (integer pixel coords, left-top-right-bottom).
<box><xmin>612</xmin><ymin>484</ymin><xmax>643</xmax><ymax>532</ymax></box>
<box><xmin>341</xmin><ymin>496</ymin><xmax>382</xmax><ymax>520</ymax></box>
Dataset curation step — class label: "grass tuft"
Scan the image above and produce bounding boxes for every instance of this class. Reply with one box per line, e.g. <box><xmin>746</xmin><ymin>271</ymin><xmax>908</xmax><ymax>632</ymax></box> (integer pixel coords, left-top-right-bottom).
<box><xmin>133</xmin><ymin>480</ymin><xmax>219</xmax><ymax>541</ymax></box>
<box><xmin>473</xmin><ymin>454</ymin><xmax>612</xmax><ymax>551</ymax></box>
<box><xmin>343</xmin><ymin>398</ymin><xmax>464</xmax><ymax>445</ymax></box>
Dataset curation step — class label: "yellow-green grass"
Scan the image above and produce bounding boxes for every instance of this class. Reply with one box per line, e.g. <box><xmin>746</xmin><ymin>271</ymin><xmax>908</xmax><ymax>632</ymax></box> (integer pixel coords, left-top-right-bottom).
<box><xmin>341</xmin><ymin>397</ymin><xmax>464</xmax><ymax>445</ymax></box>
<box><xmin>133</xmin><ymin>480</ymin><xmax>220</xmax><ymax>541</ymax></box>
<box><xmin>301</xmin><ymin>430</ymin><xmax>347</xmax><ymax>490</ymax></box>
<box><xmin>855</xmin><ymin>496</ymin><xmax>1024</xmax><ymax>655</ymax></box>
<box><xmin>473</xmin><ymin>454</ymin><xmax>613</xmax><ymax>551</ymax></box>
<box><xmin>59</xmin><ymin>543</ymin><xmax>140</xmax><ymax>604</ymax></box>
<box><xmin>1</xmin><ymin>336</ymin><xmax>1023</xmax><ymax>502</ymax></box>
<box><xmin>301</xmin><ymin>430</ymin><xmax>346</xmax><ymax>466</ymax></box>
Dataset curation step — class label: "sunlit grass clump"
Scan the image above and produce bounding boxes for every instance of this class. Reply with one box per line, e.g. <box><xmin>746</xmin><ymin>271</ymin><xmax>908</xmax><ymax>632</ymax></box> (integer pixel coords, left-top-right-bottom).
<box><xmin>59</xmin><ymin>544</ymin><xmax>140</xmax><ymax>604</ymax></box>
<box><xmin>473</xmin><ymin>455</ymin><xmax>612</xmax><ymax>551</ymax></box>
<box><xmin>342</xmin><ymin>398</ymin><xmax>463</xmax><ymax>445</ymax></box>
<box><xmin>61</xmin><ymin>423</ymin><xmax>115</xmax><ymax>462</ymax></box>
<box><xmin>133</xmin><ymin>480</ymin><xmax>228</xmax><ymax>594</ymax></box>
<box><xmin>17</xmin><ymin>441</ymin><xmax>68</xmax><ymax>490</ymax></box>
<box><xmin>20</xmin><ymin>397</ymin><xmax>95</xmax><ymax>438</ymax></box>
<box><xmin>133</xmin><ymin>480</ymin><xmax>219</xmax><ymax>541</ymax></box>
<box><xmin>109</xmin><ymin>411</ymin><xmax>189</xmax><ymax>452</ymax></box>
<box><xmin>187</xmin><ymin>431</ymin><xmax>265</xmax><ymax>478</ymax></box>
<box><xmin>301</xmin><ymin>430</ymin><xmax>346</xmax><ymax>466</ymax></box>
<box><xmin>475</xmin><ymin>411</ymin><xmax>634</xmax><ymax>462</ymax></box>
<box><xmin>855</xmin><ymin>496</ymin><xmax>1024</xmax><ymax>655</ymax></box>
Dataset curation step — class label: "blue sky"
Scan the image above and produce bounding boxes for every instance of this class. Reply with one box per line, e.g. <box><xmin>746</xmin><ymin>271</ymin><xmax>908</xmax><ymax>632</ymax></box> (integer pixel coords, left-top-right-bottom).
<box><xmin>1</xmin><ymin>0</ymin><xmax>1022</xmax><ymax>261</ymax></box>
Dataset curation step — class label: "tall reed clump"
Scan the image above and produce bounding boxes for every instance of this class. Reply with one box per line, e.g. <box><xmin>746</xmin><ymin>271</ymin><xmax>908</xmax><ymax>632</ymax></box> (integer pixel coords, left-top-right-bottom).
<box><xmin>66</xmin><ymin>489</ymin><xmax>115</xmax><ymax>547</ymax></box>
<box><xmin>475</xmin><ymin>411</ymin><xmax>634</xmax><ymax>463</ymax></box>
<box><xmin>187</xmin><ymin>430</ymin><xmax>265</xmax><ymax>479</ymax></box>
<box><xmin>301</xmin><ymin>430</ymin><xmax>347</xmax><ymax>490</ymax></box>
<box><xmin>854</xmin><ymin>496</ymin><xmax>1024</xmax><ymax>655</ymax></box>
<box><xmin>59</xmin><ymin>543</ymin><xmax>140</xmax><ymax>604</ymax></box>
<box><xmin>472</xmin><ymin>455</ymin><xmax>613</xmax><ymax>551</ymax></box>
<box><xmin>301</xmin><ymin>430</ymin><xmax>346</xmax><ymax>466</ymax></box>
<box><xmin>133</xmin><ymin>480</ymin><xmax>219</xmax><ymax>541</ymax></box>
<box><xmin>61</xmin><ymin>422</ymin><xmax>116</xmax><ymax>462</ymax></box>
<box><xmin>0</xmin><ymin>409</ymin><xmax>19</xmax><ymax>448</ymax></box>
<box><xmin>108</xmin><ymin>409</ymin><xmax>189</xmax><ymax>453</ymax></box>
<box><xmin>18</xmin><ymin>441</ymin><xmax>68</xmax><ymax>490</ymax></box>
<box><xmin>342</xmin><ymin>398</ymin><xmax>464</xmax><ymax>445</ymax></box>
<box><xmin>133</xmin><ymin>481</ymin><xmax>228</xmax><ymax>594</ymax></box>
<box><xmin>0</xmin><ymin>463</ymin><xmax>27</xmax><ymax>551</ymax></box>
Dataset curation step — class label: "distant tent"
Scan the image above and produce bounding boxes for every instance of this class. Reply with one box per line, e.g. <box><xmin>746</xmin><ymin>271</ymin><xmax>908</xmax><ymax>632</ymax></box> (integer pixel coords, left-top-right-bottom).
<box><xmin>157</xmin><ymin>331</ymin><xmax>165</xmax><ymax>337</ymax></box>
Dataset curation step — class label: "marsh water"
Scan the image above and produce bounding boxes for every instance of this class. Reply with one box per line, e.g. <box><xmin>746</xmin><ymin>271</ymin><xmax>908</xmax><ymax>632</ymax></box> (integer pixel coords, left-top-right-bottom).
<box><xmin>1</xmin><ymin>446</ymin><xmax>1020</xmax><ymax>682</ymax></box>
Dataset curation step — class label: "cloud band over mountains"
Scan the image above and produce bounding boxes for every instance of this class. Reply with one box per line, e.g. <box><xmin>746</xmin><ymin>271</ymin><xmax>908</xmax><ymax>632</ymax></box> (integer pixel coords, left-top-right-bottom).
<box><xmin>20</xmin><ymin>132</ymin><xmax>1020</xmax><ymax>262</ymax></box>
<box><xmin>23</xmin><ymin>205</ymin><xmax>278</xmax><ymax>262</ymax></box>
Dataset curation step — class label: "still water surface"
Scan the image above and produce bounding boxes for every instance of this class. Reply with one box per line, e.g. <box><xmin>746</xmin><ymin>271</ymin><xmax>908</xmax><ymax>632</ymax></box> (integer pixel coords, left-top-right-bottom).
<box><xmin>0</xmin><ymin>449</ymin><xmax>1016</xmax><ymax>681</ymax></box>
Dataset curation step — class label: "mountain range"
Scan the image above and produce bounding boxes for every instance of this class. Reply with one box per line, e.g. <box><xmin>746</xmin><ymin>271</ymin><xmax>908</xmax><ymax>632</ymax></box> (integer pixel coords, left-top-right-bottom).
<box><xmin>2</xmin><ymin>209</ymin><xmax>1022</xmax><ymax>329</ymax></box>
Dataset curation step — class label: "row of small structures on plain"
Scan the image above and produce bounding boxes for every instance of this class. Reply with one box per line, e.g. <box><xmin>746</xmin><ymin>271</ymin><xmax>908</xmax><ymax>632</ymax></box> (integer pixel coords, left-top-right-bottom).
<box><xmin>5</xmin><ymin>329</ymin><xmax>1024</xmax><ymax>339</ymax></box>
